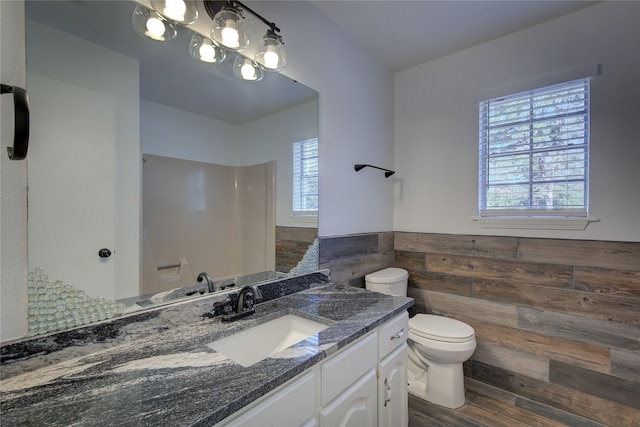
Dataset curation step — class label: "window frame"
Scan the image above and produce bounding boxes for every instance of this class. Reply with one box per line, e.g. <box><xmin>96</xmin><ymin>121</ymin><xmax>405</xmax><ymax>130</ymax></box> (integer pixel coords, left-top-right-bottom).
<box><xmin>292</xmin><ymin>138</ymin><xmax>319</xmax><ymax>217</ymax></box>
<box><xmin>478</xmin><ymin>78</ymin><xmax>591</xmax><ymax>221</ymax></box>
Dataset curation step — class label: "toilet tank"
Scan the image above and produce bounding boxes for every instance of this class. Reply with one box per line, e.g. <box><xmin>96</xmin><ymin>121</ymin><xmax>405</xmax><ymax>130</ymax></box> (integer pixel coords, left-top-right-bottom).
<box><xmin>365</xmin><ymin>267</ymin><xmax>408</xmax><ymax>296</ymax></box>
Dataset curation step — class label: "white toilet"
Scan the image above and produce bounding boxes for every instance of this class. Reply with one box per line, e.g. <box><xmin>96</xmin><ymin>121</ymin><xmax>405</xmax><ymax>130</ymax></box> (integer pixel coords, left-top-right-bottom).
<box><xmin>364</xmin><ymin>267</ymin><xmax>408</xmax><ymax>296</ymax></box>
<box><xmin>365</xmin><ymin>267</ymin><xmax>477</xmax><ymax>409</ymax></box>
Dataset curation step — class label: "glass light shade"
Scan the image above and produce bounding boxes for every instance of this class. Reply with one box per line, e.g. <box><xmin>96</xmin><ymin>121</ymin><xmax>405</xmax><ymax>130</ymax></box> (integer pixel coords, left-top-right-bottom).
<box><xmin>211</xmin><ymin>7</ymin><xmax>249</xmax><ymax>51</ymax></box>
<box><xmin>151</xmin><ymin>0</ymin><xmax>198</xmax><ymax>25</ymax></box>
<box><xmin>132</xmin><ymin>4</ymin><xmax>177</xmax><ymax>42</ymax></box>
<box><xmin>254</xmin><ymin>31</ymin><xmax>287</xmax><ymax>71</ymax></box>
<box><xmin>189</xmin><ymin>33</ymin><xmax>225</xmax><ymax>63</ymax></box>
<box><xmin>233</xmin><ymin>55</ymin><xmax>264</xmax><ymax>82</ymax></box>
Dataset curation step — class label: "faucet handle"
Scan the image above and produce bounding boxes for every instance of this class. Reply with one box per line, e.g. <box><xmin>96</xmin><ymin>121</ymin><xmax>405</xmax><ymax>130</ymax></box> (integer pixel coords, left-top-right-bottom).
<box><xmin>212</xmin><ymin>296</ymin><xmax>233</xmax><ymax>315</ymax></box>
<box><xmin>242</xmin><ymin>298</ymin><xmax>254</xmax><ymax>311</ymax></box>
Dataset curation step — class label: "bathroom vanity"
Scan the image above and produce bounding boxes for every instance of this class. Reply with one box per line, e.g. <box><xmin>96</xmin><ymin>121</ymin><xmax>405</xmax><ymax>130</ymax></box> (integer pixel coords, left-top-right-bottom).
<box><xmin>0</xmin><ymin>277</ymin><xmax>413</xmax><ymax>426</ymax></box>
<box><xmin>218</xmin><ymin>311</ymin><xmax>409</xmax><ymax>427</ymax></box>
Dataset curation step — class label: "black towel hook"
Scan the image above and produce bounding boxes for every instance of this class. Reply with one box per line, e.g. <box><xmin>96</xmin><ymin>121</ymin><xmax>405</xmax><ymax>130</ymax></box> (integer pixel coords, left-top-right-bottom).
<box><xmin>354</xmin><ymin>164</ymin><xmax>395</xmax><ymax>178</ymax></box>
<box><xmin>1</xmin><ymin>83</ymin><xmax>30</xmax><ymax>160</ymax></box>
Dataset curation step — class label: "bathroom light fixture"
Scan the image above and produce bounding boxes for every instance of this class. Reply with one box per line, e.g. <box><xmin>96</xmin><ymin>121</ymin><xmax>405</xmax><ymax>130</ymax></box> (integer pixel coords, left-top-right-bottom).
<box><xmin>132</xmin><ymin>4</ymin><xmax>177</xmax><ymax>42</ymax></box>
<box><xmin>209</xmin><ymin>2</ymin><xmax>249</xmax><ymax>50</ymax></box>
<box><xmin>131</xmin><ymin>1</ymin><xmax>287</xmax><ymax>80</ymax></box>
<box><xmin>151</xmin><ymin>0</ymin><xmax>198</xmax><ymax>25</ymax></box>
<box><xmin>254</xmin><ymin>29</ymin><xmax>287</xmax><ymax>71</ymax></box>
<box><xmin>205</xmin><ymin>0</ymin><xmax>287</xmax><ymax>72</ymax></box>
<box><xmin>233</xmin><ymin>55</ymin><xmax>264</xmax><ymax>81</ymax></box>
<box><xmin>189</xmin><ymin>33</ymin><xmax>226</xmax><ymax>63</ymax></box>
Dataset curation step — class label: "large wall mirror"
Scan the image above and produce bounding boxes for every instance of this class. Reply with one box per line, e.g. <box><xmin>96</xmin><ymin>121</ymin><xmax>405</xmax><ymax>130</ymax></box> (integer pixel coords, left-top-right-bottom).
<box><xmin>25</xmin><ymin>0</ymin><xmax>319</xmax><ymax>316</ymax></box>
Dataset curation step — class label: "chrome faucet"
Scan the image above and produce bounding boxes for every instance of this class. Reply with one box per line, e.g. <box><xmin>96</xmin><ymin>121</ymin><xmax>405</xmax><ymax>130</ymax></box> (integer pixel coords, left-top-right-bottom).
<box><xmin>197</xmin><ymin>272</ymin><xmax>215</xmax><ymax>293</ymax></box>
<box><xmin>221</xmin><ymin>285</ymin><xmax>262</xmax><ymax>322</ymax></box>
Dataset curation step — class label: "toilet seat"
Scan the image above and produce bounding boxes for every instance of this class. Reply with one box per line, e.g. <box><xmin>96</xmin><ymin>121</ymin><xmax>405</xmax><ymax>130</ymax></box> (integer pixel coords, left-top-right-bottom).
<box><xmin>409</xmin><ymin>314</ymin><xmax>474</xmax><ymax>343</ymax></box>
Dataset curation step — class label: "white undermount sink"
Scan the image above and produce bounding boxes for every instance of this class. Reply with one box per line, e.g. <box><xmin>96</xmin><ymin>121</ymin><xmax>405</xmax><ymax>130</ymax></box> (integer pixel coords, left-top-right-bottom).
<box><xmin>207</xmin><ymin>314</ymin><xmax>329</xmax><ymax>367</ymax></box>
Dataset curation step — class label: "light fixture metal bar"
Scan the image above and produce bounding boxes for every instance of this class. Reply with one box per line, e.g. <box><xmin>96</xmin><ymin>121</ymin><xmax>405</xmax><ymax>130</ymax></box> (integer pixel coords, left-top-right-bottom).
<box><xmin>203</xmin><ymin>0</ymin><xmax>281</xmax><ymax>34</ymax></box>
<box><xmin>233</xmin><ymin>0</ymin><xmax>280</xmax><ymax>33</ymax></box>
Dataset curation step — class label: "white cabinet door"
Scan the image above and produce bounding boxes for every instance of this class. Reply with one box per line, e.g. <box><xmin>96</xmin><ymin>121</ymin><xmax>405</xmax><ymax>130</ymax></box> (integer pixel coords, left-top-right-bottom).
<box><xmin>220</xmin><ymin>372</ymin><xmax>315</xmax><ymax>427</ymax></box>
<box><xmin>378</xmin><ymin>343</ymin><xmax>408</xmax><ymax>427</ymax></box>
<box><xmin>319</xmin><ymin>369</ymin><xmax>377</xmax><ymax>427</ymax></box>
<box><xmin>321</xmin><ymin>332</ymin><xmax>377</xmax><ymax>405</ymax></box>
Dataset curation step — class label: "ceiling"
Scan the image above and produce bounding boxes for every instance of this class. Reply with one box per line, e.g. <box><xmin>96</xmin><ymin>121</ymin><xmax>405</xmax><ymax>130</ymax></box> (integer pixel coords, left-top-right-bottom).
<box><xmin>25</xmin><ymin>1</ymin><xmax>601</xmax><ymax>122</ymax></box>
<box><xmin>312</xmin><ymin>0</ymin><xmax>602</xmax><ymax>72</ymax></box>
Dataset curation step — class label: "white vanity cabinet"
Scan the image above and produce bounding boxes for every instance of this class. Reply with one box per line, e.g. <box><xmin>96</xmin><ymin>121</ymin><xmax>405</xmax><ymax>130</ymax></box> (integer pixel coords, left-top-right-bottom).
<box><xmin>320</xmin><ymin>332</ymin><xmax>378</xmax><ymax>405</ymax></box>
<box><xmin>377</xmin><ymin>311</ymin><xmax>409</xmax><ymax>427</ymax></box>
<box><xmin>220</xmin><ymin>371</ymin><xmax>316</xmax><ymax>427</ymax></box>
<box><xmin>318</xmin><ymin>368</ymin><xmax>378</xmax><ymax>427</ymax></box>
<box><xmin>318</xmin><ymin>332</ymin><xmax>378</xmax><ymax>427</ymax></box>
<box><xmin>378</xmin><ymin>344</ymin><xmax>409</xmax><ymax>426</ymax></box>
<box><xmin>216</xmin><ymin>312</ymin><xmax>409</xmax><ymax>427</ymax></box>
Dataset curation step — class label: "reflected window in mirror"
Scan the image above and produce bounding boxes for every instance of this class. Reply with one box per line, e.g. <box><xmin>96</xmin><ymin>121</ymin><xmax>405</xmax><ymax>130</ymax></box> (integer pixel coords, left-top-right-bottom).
<box><xmin>292</xmin><ymin>138</ymin><xmax>319</xmax><ymax>217</ymax></box>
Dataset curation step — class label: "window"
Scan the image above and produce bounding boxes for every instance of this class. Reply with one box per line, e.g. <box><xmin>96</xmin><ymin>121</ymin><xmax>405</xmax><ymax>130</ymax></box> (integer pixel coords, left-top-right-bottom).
<box><xmin>479</xmin><ymin>78</ymin><xmax>590</xmax><ymax>218</ymax></box>
<box><xmin>292</xmin><ymin>138</ymin><xmax>318</xmax><ymax>216</ymax></box>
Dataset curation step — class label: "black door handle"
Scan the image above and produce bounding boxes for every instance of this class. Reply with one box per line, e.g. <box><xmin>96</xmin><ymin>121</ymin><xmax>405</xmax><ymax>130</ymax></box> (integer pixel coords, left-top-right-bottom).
<box><xmin>98</xmin><ymin>248</ymin><xmax>112</xmax><ymax>258</ymax></box>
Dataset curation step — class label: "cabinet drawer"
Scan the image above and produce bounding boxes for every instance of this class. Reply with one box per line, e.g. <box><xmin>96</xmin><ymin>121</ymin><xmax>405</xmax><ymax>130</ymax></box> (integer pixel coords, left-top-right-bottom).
<box><xmin>321</xmin><ymin>332</ymin><xmax>377</xmax><ymax>405</ymax></box>
<box><xmin>378</xmin><ymin>312</ymin><xmax>408</xmax><ymax>358</ymax></box>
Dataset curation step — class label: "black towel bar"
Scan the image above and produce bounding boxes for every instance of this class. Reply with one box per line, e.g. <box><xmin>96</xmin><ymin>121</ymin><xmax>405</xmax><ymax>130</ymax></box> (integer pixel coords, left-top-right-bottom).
<box><xmin>1</xmin><ymin>83</ymin><xmax>30</xmax><ymax>160</ymax></box>
<box><xmin>354</xmin><ymin>164</ymin><xmax>395</xmax><ymax>178</ymax></box>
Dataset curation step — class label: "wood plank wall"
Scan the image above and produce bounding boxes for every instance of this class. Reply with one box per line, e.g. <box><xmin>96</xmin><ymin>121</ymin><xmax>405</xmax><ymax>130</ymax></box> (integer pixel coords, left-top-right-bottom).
<box><xmin>275</xmin><ymin>226</ymin><xmax>317</xmax><ymax>273</ymax></box>
<box><xmin>395</xmin><ymin>232</ymin><xmax>640</xmax><ymax>426</ymax></box>
<box><xmin>318</xmin><ymin>232</ymin><xmax>394</xmax><ymax>285</ymax></box>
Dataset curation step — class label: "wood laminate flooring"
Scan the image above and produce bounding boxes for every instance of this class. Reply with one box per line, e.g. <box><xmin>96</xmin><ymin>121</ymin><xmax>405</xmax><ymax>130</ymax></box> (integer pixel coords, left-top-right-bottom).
<box><xmin>408</xmin><ymin>391</ymin><xmax>576</xmax><ymax>427</ymax></box>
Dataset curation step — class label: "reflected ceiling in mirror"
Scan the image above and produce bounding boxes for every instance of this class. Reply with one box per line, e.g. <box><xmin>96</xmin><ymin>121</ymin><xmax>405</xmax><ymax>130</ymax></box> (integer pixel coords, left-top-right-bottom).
<box><xmin>25</xmin><ymin>0</ymin><xmax>316</xmax><ymax>124</ymax></box>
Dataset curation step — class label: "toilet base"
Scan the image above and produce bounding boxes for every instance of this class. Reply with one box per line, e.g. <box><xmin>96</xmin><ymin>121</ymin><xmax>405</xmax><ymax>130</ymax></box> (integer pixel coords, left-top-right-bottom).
<box><xmin>407</xmin><ymin>357</ymin><xmax>467</xmax><ymax>409</ymax></box>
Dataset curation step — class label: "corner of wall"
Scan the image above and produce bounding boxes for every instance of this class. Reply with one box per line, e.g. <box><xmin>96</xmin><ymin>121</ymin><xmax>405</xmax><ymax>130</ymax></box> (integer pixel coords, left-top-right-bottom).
<box><xmin>1</xmin><ymin>0</ymin><xmax>29</xmax><ymax>343</ymax></box>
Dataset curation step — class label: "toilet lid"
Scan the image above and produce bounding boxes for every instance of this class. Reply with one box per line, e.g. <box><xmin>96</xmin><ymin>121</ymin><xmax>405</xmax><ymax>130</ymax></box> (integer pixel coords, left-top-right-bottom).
<box><xmin>409</xmin><ymin>314</ymin><xmax>475</xmax><ymax>343</ymax></box>
<box><xmin>365</xmin><ymin>267</ymin><xmax>408</xmax><ymax>284</ymax></box>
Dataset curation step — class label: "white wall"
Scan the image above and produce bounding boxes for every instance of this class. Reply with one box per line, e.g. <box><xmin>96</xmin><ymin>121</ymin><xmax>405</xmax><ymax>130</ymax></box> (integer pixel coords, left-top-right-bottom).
<box><xmin>238</xmin><ymin>100</ymin><xmax>319</xmax><ymax>227</ymax></box>
<box><xmin>394</xmin><ymin>2</ymin><xmax>640</xmax><ymax>242</ymax></box>
<box><xmin>141</xmin><ymin>100</ymin><xmax>240</xmax><ymax>164</ymax></box>
<box><xmin>174</xmin><ymin>0</ymin><xmax>396</xmax><ymax>237</ymax></box>
<box><xmin>264</xmin><ymin>2</ymin><xmax>395</xmax><ymax>237</ymax></box>
<box><xmin>0</xmin><ymin>1</ymin><xmax>29</xmax><ymax>342</ymax></box>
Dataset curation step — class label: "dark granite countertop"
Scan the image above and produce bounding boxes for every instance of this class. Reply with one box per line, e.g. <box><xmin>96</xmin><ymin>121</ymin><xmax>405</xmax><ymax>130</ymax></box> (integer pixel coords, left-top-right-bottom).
<box><xmin>1</xmin><ymin>281</ymin><xmax>413</xmax><ymax>426</ymax></box>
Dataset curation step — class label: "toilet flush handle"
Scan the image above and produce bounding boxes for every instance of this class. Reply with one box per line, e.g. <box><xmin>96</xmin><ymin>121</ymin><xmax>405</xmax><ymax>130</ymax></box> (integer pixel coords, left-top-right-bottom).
<box><xmin>390</xmin><ymin>328</ymin><xmax>405</xmax><ymax>340</ymax></box>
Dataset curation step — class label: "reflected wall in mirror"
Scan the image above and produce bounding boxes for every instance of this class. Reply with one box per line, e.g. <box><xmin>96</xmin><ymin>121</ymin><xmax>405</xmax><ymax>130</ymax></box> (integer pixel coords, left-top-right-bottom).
<box><xmin>25</xmin><ymin>0</ymin><xmax>319</xmax><ymax>324</ymax></box>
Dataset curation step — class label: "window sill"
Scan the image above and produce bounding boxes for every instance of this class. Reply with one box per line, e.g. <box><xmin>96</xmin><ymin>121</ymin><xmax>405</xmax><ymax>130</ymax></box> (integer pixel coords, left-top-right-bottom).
<box><xmin>290</xmin><ymin>215</ymin><xmax>318</xmax><ymax>225</ymax></box>
<box><xmin>474</xmin><ymin>217</ymin><xmax>598</xmax><ymax>230</ymax></box>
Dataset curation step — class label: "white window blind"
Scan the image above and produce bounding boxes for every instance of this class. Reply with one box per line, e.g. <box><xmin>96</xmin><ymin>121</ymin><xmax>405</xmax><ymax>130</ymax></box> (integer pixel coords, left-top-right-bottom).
<box><xmin>478</xmin><ymin>78</ymin><xmax>590</xmax><ymax>218</ymax></box>
<box><xmin>292</xmin><ymin>138</ymin><xmax>318</xmax><ymax>216</ymax></box>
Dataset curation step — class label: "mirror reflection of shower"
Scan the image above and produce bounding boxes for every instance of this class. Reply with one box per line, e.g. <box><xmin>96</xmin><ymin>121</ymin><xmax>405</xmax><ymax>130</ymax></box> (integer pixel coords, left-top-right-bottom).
<box><xmin>142</xmin><ymin>156</ymin><xmax>276</xmax><ymax>295</ymax></box>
